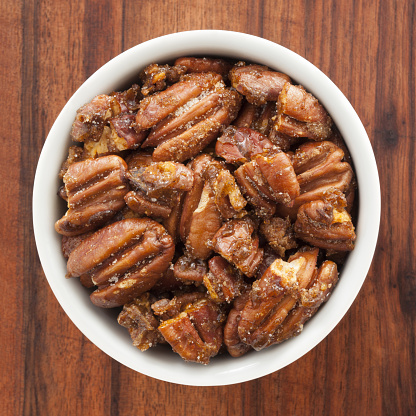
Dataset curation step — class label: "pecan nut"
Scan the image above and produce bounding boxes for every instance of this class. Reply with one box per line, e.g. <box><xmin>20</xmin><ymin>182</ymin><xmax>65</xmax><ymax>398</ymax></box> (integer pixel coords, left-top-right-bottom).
<box><xmin>66</xmin><ymin>218</ymin><xmax>175</xmax><ymax>308</ymax></box>
<box><xmin>211</xmin><ymin>217</ymin><xmax>264</xmax><ymax>277</ymax></box>
<box><xmin>55</xmin><ymin>155</ymin><xmax>129</xmax><ymax>236</ymax></box>
<box><xmin>237</xmin><ymin>247</ymin><xmax>319</xmax><ymax>350</ymax></box>
<box><xmin>158</xmin><ymin>298</ymin><xmax>225</xmax><ymax>364</ymax></box>
<box><xmin>230</xmin><ymin>63</ymin><xmax>291</xmax><ymax>105</ymax></box>
<box><xmin>117</xmin><ymin>293</ymin><xmax>165</xmax><ymax>351</ymax></box>
<box><xmin>294</xmin><ymin>192</ymin><xmax>356</xmax><ymax>251</ymax></box>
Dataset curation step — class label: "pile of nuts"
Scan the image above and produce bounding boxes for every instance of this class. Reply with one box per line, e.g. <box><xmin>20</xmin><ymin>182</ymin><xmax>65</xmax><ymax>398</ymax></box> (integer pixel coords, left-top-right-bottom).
<box><xmin>55</xmin><ymin>57</ymin><xmax>357</xmax><ymax>364</ymax></box>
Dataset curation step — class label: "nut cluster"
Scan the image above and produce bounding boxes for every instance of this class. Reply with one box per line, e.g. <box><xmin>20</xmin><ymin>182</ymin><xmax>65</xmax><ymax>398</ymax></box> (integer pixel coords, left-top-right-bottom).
<box><xmin>56</xmin><ymin>56</ymin><xmax>357</xmax><ymax>364</ymax></box>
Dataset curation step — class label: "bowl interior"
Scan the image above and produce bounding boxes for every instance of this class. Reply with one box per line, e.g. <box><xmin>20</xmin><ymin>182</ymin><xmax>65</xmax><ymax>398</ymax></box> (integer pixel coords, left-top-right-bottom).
<box><xmin>32</xmin><ymin>30</ymin><xmax>380</xmax><ymax>386</ymax></box>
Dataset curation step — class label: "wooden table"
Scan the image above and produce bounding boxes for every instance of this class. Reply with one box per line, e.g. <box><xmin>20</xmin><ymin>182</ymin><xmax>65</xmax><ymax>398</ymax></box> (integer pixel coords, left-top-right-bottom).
<box><xmin>1</xmin><ymin>0</ymin><xmax>414</xmax><ymax>414</ymax></box>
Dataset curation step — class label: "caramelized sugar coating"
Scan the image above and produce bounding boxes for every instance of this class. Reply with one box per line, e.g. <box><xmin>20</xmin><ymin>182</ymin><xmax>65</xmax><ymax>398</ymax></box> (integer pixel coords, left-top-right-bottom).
<box><xmin>57</xmin><ymin>55</ymin><xmax>358</xmax><ymax>363</ymax></box>
<box><xmin>117</xmin><ymin>293</ymin><xmax>165</xmax><ymax>351</ymax></box>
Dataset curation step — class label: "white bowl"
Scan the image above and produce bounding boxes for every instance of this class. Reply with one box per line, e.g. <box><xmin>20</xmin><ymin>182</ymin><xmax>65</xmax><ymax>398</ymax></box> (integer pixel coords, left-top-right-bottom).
<box><xmin>33</xmin><ymin>30</ymin><xmax>380</xmax><ymax>386</ymax></box>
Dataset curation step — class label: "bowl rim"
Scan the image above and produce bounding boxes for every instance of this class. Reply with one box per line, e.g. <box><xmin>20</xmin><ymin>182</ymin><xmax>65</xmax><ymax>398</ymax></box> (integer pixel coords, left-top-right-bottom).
<box><xmin>32</xmin><ymin>29</ymin><xmax>381</xmax><ymax>386</ymax></box>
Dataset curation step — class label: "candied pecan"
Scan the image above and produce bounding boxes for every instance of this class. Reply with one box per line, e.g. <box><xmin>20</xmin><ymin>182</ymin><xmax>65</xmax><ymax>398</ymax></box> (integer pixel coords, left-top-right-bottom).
<box><xmin>211</xmin><ymin>217</ymin><xmax>263</xmax><ymax>278</ymax></box>
<box><xmin>152</xmin><ymin>291</ymin><xmax>207</xmax><ymax>320</ymax></box>
<box><xmin>158</xmin><ymin>298</ymin><xmax>225</xmax><ymax>364</ymax></box>
<box><xmin>117</xmin><ymin>293</ymin><xmax>165</xmax><ymax>351</ymax></box>
<box><xmin>237</xmin><ymin>247</ymin><xmax>319</xmax><ymax>350</ymax></box>
<box><xmin>203</xmin><ymin>159</ymin><xmax>247</xmax><ymax>219</ymax></box>
<box><xmin>185</xmin><ymin>181</ymin><xmax>223</xmax><ymax>259</ymax></box>
<box><xmin>277</xmin><ymin>141</ymin><xmax>354</xmax><ymax>218</ymax></box>
<box><xmin>203</xmin><ymin>256</ymin><xmax>248</xmax><ymax>303</ymax></box>
<box><xmin>83</xmin><ymin>115</ymin><xmax>148</xmax><ymax>158</ymax></box>
<box><xmin>55</xmin><ymin>155</ymin><xmax>129</xmax><ymax>236</ymax></box>
<box><xmin>125</xmin><ymin>161</ymin><xmax>193</xmax><ymax>219</ymax></box>
<box><xmin>151</xmin><ymin>88</ymin><xmax>242</xmax><ymax>162</ymax></box>
<box><xmin>259</xmin><ymin>216</ymin><xmax>297</xmax><ymax>258</ymax></box>
<box><xmin>179</xmin><ymin>155</ymin><xmax>223</xmax><ymax>259</ymax></box>
<box><xmin>230</xmin><ymin>63</ymin><xmax>291</xmax><ymax>105</ymax></box>
<box><xmin>271</xmin><ymin>82</ymin><xmax>333</xmax><ymax>141</ymax></box>
<box><xmin>175</xmin><ymin>57</ymin><xmax>233</xmax><ymax>77</ymax></box>
<box><xmin>111</xmin><ymin>83</ymin><xmax>142</xmax><ymax>112</ymax></box>
<box><xmin>223</xmin><ymin>291</ymin><xmax>252</xmax><ymax>357</ymax></box>
<box><xmin>173</xmin><ymin>253</ymin><xmax>208</xmax><ymax>284</ymax></box>
<box><xmin>274</xmin><ymin>260</ymin><xmax>338</xmax><ymax>343</ymax></box>
<box><xmin>294</xmin><ymin>196</ymin><xmax>356</xmax><ymax>251</ymax></box>
<box><xmin>70</xmin><ymin>94</ymin><xmax>121</xmax><ymax>142</ymax></box>
<box><xmin>234</xmin><ymin>149</ymin><xmax>300</xmax><ymax>215</ymax></box>
<box><xmin>135</xmin><ymin>72</ymin><xmax>223</xmax><ymax>130</ymax></box>
<box><xmin>66</xmin><ymin>218</ymin><xmax>175</xmax><ymax>308</ymax></box>
<box><xmin>215</xmin><ymin>126</ymin><xmax>275</xmax><ymax>165</ymax></box>
<box><xmin>61</xmin><ymin>231</ymin><xmax>94</xmax><ymax>259</ymax></box>
<box><xmin>139</xmin><ymin>63</ymin><xmax>187</xmax><ymax>96</ymax></box>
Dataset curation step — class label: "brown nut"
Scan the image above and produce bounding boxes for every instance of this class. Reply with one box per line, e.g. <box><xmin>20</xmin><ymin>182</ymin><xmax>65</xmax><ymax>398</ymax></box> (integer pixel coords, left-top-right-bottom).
<box><xmin>277</xmin><ymin>141</ymin><xmax>354</xmax><ymax>218</ymax></box>
<box><xmin>215</xmin><ymin>126</ymin><xmax>275</xmax><ymax>165</ymax></box>
<box><xmin>135</xmin><ymin>72</ymin><xmax>223</xmax><ymax>130</ymax></box>
<box><xmin>234</xmin><ymin>149</ymin><xmax>300</xmax><ymax>216</ymax></box>
<box><xmin>125</xmin><ymin>161</ymin><xmax>193</xmax><ymax>220</ymax></box>
<box><xmin>179</xmin><ymin>154</ymin><xmax>224</xmax><ymax>259</ymax></box>
<box><xmin>174</xmin><ymin>56</ymin><xmax>233</xmax><ymax>78</ymax></box>
<box><xmin>294</xmin><ymin>194</ymin><xmax>356</xmax><ymax>251</ymax></box>
<box><xmin>151</xmin><ymin>88</ymin><xmax>242</xmax><ymax>162</ymax></box>
<box><xmin>158</xmin><ymin>298</ymin><xmax>225</xmax><ymax>364</ymax></box>
<box><xmin>271</xmin><ymin>82</ymin><xmax>332</xmax><ymax>141</ymax></box>
<box><xmin>139</xmin><ymin>63</ymin><xmax>187</xmax><ymax>96</ymax></box>
<box><xmin>55</xmin><ymin>155</ymin><xmax>129</xmax><ymax>236</ymax></box>
<box><xmin>237</xmin><ymin>247</ymin><xmax>319</xmax><ymax>350</ymax></box>
<box><xmin>203</xmin><ymin>256</ymin><xmax>248</xmax><ymax>303</ymax></box>
<box><xmin>66</xmin><ymin>218</ymin><xmax>175</xmax><ymax>308</ymax></box>
<box><xmin>259</xmin><ymin>216</ymin><xmax>297</xmax><ymax>258</ymax></box>
<box><xmin>274</xmin><ymin>260</ymin><xmax>338</xmax><ymax>343</ymax></box>
<box><xmin>173</xmin><ymin>252</ymin><xmax>208</xmax><ymax>285</ymax></box>
<box><xmin>211</xmin><ymin>217</ymin><xmax>264</xmax><ymax>277</ymax></box>
<box><xmin>230</xmin><ymin>63</ymin><xmax>291</xmax><ymax>105</ymax></box>
<box><xmin>70</xmin><ymin>94</ymin><xmax>121</xmax><ymax>142</ymax></box>
<box><xmin>117</xmin><ymin>293</ymin><xmax>165</xmax><ymax>351</ymax></box>
<box><xmin>223</xmin><ymin>291</ymin><xmax>252</xmax><ymax>357</ymax></box>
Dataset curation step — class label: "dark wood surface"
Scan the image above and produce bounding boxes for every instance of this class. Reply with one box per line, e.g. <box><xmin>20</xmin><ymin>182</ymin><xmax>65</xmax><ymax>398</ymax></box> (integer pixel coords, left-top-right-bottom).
<box><xmin>1</xmin><ymin>0</ymin><xmax>414</xmax><ymax>414</ymax></box>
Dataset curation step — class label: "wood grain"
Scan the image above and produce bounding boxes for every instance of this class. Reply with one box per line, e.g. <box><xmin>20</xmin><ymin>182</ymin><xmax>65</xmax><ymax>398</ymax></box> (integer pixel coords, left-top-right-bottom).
<box><xmin>1</xmin><ymin>0</ymin><xmax>414</xmax><ymax>414</ymax></box>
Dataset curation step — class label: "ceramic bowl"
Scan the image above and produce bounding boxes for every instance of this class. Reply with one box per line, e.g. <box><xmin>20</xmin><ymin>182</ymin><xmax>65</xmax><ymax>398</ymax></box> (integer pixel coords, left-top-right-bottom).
<box><xmin>33</xmin><ymin>30</ymin><xmax>380</xmax><ymax>386</ymax></box>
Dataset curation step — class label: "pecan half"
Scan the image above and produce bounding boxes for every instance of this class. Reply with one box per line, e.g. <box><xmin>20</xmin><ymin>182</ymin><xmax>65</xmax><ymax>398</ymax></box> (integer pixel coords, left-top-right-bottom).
<box><xmin>274</xmin><ymin>260</ymin><xmax>338</xmax><ymax>343</ymax></box>
<box><xmin>158</xmin><ymin>298</ymin><xmax>225</xmax><ymax>364</ymax></box>
<box><xmin>139</xmin><ymin>63</ymin><xmax>187</xmax><ymax>96</ymax></box>
<box><xmin>234</xmin><ymin>149</ymin><xmax>300</xmax><ymax>216</ymax></box>
<box><xmin>215</xmin><ymin>126</ymin><xmax>275</xmax><ymax>165</ymax></box>
<box><xmin>211</xmin><ymin>217</ymin><xmax>263</xmax><ymax>277</ymax></box>
<box><xmin>230</xmin><ymin>63</ymin><xmax>291</xmax><ymax>105</ymax></box>
<box><xmin>223</xmin><ymin>291</ymin><xmax>252</xmax><ymax>357</ymax></box>
<box><xmin>277</xmin><ymin>141</ymin><xmax>354</xmax><ymax>218</ymax></box>
<box><xmin>70</xmin><ymin>94</ymin><xmax>121</xmax><ymax>142</ymax></box>
<box><xmin>117</xmin><ymin>293</ymin><xmax>165</xmax><ymax>351</ymax></box>
<box><xmin>150</xmin><ymin>88</ymin><xmax>242</xmax><ymax>162</ymax></box>
<box><xmin>135</xmin><ymin>72</ymin><xmax>223</xmax><ymax>130</ymax></box>
<box><xmin>66</xmin><ymin>218</ymin><xmax>175</xmax><ymax>308</ymax></box>
<box><xmin>294</xmin><ymin>193</ymin><xmax>356</xmax><ymax>251</ymax></box>
<box><xmin>259</xmin><ymin>216</ymin><xmax>297</xmax><ymax>258</ymax></box>
<box><xmin>175</xmin><ymin>57</ymin><xmax>233</xmax><ymax>78</ymax></box>
<box><xmin>173</xmin><ymin>252</ymin><xmax>208</xmax><ymax>284</ymax></box>
<box><xmin>237</xmin><ymin>247</ymin><xmax>319</xmax><ymax>350</ymax></box>
<box><xmin>203</xmin><ymin>256</ymin><xmax>248</xmax><ymax>303</ymax></box>
<box><xmin>271</xmin><ymin>82</ymin><xmax>332</xmax><ymax>141</ymax></box>
<box><xmin>125</xmin><ymin>161</ymin><xmax>193</xmax><ymax>219</ymax></box>
<box><xmin>55</xmin><ymin>155</ymin><xmax>129</xmax><ymax>236</ymax></box>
